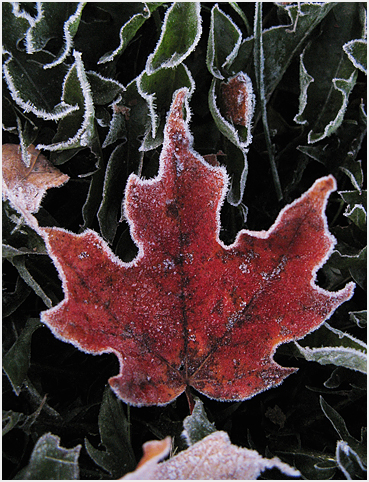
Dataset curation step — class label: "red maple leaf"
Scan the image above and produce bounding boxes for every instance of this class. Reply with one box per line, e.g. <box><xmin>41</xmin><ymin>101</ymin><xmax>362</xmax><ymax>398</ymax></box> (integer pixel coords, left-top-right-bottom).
<box><xmin>39</xmin><ymin>89</ymin><xmax>354</xmax><ymax>406</ymax></box>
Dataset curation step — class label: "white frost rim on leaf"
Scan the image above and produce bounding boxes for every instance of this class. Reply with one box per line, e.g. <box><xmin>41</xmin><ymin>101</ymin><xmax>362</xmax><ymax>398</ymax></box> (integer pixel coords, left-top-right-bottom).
<box><xmin>15</xmin><ymin>116</ymin><xmax>32</xmax><ymax>167</ymax></box>
<box><xmin>294</xmin><ymin>49</ymin><xmax>314</xmax><ymax>125</ymax></box>
<box><xmin>295</xmin><ymin>344</ymin><xmax>367</xmax><ymax>373</ymax></box>
<box><xmin>207</xmin><ymin>4</ymin><xmax>242</xmax><ymax>80</ymax></box>
<box><xmin>87</xmin><ymin>70</ymin><xmax>126</xmax><ymax>93</ymax></box>
<box><xmin>44</xmin><ymin>2</ymin><xmax>85</xmax><ymax>69</ymax></box>
<box><xmin>145</xmin><ymin>2</ymin><xmax>202</xmax><ymax>75</ymax></box>
<box><xmin>295</xmin><ymin>322</ymin><xmax>367</xmax><ymax>373</ymax></box>
<box><xmin>340</xmin><ymin>164</ymin><xmax>363</xmax><ymax>192</ymax></box>
<box><xmin>2</xmin><ymin>49</ymin><xmax>79</xmax><ymax>121</ymax></box>
<box><xmin>308</xmin><ymin>71</ymin><xmax>358</xmax><ymax>144</ymax></box>
<box><xmin>11</xmin><ymin>1</ymin><xmax>40</xmax><ymax>25</ymax></box>
<box><xmin>37</xmin><ymin>50</ymin><xmax>95</xmax><ymax>151</ymax></box>
<box><xmin>343</xmin><ymin>39</ymin><xmax>367</xmax><ymax>74</ymax></box>
<box><xmin>24</xmin><ymin>1</ymin><xmax>85</xmax><ymax>66</ymax></box>
<box><xmin>98</xmin><ymin>4</ymin><xmax>151</xmax><ymax>64</ymax></box>
<box><xmin>344</xmin><ymin>203</ymin><xmax>367</xmax><ymax>222</ymax></box>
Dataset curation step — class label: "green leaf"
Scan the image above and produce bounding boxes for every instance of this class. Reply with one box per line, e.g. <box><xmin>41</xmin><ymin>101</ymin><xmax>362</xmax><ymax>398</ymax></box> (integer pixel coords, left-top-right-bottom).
<box><xmin>295</xmin><ymin>323</ymin><xmax>367</xmax><ymax>374</ymax></box>
<box><xmin>137</xmin><ymin>64</ymin><xmax>195</xmax><ymax>149</ymax></box>
<box><xmin>25</xmin><ymin>2</ymin><xmax>85</xmax><ymax>68</ymax></box>
<box><xmin>97</xmin><ymin>143</ymin><xmax>128</xmax><ymax>243</ymax></box>
<box><xmin>340</xmin><ymin>159</ymin><xmax>364</xmax><ymax>192</ymax></box>
<box><xmin>293</xmin><ymin>3</ymin><xmax>362</xmax><ymax>143</ymax></box>
<box><xmin>14</xmin><ymin>433</ymin><xmax>81</xmax><ymax>480</ymax></box>
<box><xmin>3</xmin><ymin>49</ymin><xmax>76</xmax><ymax>122</ymax></box>
<box><xmin>254</xmin><ymin>2</ymin><xmax>282</xmax><ymax>201</ymax></box>
<box><xmin>10</xmin><ymin>256</ymin><xmax>53</xmax><ymax>308</ymax></box>
<box><xmin>2</xmin><ymin>410</ymin><xmax>27</xmax><ymax>436</ymax></box>
<box><xmin>85</xmin><ymin>387</ymin><xmax>136</xmax><ymax>478</ymax></box>
<box><xmin>329</xmin><ymin>244</ymin><xmax>366</xmax><ymax>291</ymax></box>
<box><xmin>231</xmin><ymin>2</ymin><xmax>336</xmax><ymax>99</ymax></box>
<box><xmin>2</xmin><ymin>276</ymin><xmax>32</xmax><ymax>318</ymax></box>
<box><xmin>103</xmin><ymin>78</ymin><xmax>148</xmax><ymax>150</ymax></box>
<box><xmin>98</xmin><ymin>3</ymin><xmax>161</xmax><ymax>64</ymax></box>
<box><xmin>87</xmin><ymin>71</ymin><xmax>125</xmax><ymax>105</ymax></box>
<box><xmin>229</xmin><ymin>2</ymin><xmax>252</xmax><ymax>36</ymax></box>
<box><xmin>320</xmin><ymin>397</ymin><xmax>367</xmax><ymax>478</ymax></box>
<box><xmin>37</xmin><ymin>51</ymin><xmax>96</xmax><ymax>151</ymax></box>
<box><xmin>2</xmin><ymin>2</ymin><xmax>31</xmax><ymax>53</ymax></box>
<box><xmin>3</xmin><ymin>318</ymin><xmax>42</xmax><ymax>395</ymax></box>
<box><xmin>15</xmin><ymin>115</ymin><xmax>39</xmax><ymax>167</ymax></box>
<box><xmin>344</xmin><ymin>204</ymin><xmax>366</xmax><ymax>231</ymax></box>
<box><xmin>207</xmin><ymin>4</ymin><xmax>242</xmax><ymax>80</ymax></box>
<box><xmin>336</xmin><ymin>441</ymin><xmax>367</xmax><ymax>479</ymax></box>
<box><xmin>343</xmin><ymin>39</ymin><xmax>367</xmax><ymax>74</ymax></box>
<box><xmin>146</xmin><ymin>2</ymin><xmax>202</xmax><ymax>74</ymax></box>
<box><xmin>339</xmin><ymin>189</ymin><xmax>367</xmax><ymax>231</ymax></box>
<box><xmin>182</xmin><ymin>398</ymin><xmax>217</xmax><ymax>446</ymax></box>
<box><xmin>349</xmin><ymin>310</ymin><xmax>367</xmax><ymax>328</ymax></box>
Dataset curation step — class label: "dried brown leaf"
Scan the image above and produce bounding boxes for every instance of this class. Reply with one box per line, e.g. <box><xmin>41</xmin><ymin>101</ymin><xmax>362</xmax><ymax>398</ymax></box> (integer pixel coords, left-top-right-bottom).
<box><xmin>122</xmin><ymin>431</ymin><xmax>300</xmax><ymax>480</ymax></box>
<box><xmin>2</xmin><ymin>144</ymin><xmax>69</xmax><ymax>215</ymax></box>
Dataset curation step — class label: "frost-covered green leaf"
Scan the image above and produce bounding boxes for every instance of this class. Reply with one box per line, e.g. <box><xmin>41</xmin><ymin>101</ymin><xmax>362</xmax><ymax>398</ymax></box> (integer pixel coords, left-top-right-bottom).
<box><xmin>25</xmin><ymin>2</ymin><xmax>85</xmax><ymax>68</ymax></box>
<box><xmin>2</xmin><ymin>410</ymin><xmax>27</xmax><ymax>436</ymax></box>
<box><xmin>14</xmin><ymin>433</ymin><xmax>81</xmax><ymax>480</ymax></box>
<box><xmin>343</xmin><ymin>39</ymin><xmax>367</xmax><ymax>75</ymax></box>
<box><xmin>37</xmin><ymin>51</ymin><xmax>96</xmax><ymax>151</ymax></box>
<box><xmin>344</xmin><ymin>204</ymin><xmax>367</xmax><ymax>231</ymax></box>
<box><xmin>3</xmin><ymin>48</ymin><xmax>77</xmax><ymax>122</ymax></box>
<box><xmin>208</xmin><ymin>74</ymin><xmax>254</xmax><ymax>205</ymax></box>
<box><xmin>10</xmin><ymin>256</ymin><xmax>53</xmax><ymax>308</ymax></box>
<box><xmin>15</xmin><ymin>115</ymin><xmax>39</xmax><ymax>167</ymax></box>
<box><xmin>87</xmin><ymin>71</ymin><xmax>125</xmax><ymax>105</ymax></box>
<box><xmin>336</xmin><ymin>441</ymin><xmax>367</xmax><ymax>480</ymax></box>
<box><xmin>137</xmin><ymin>64</ymin><xmax>195</xmax><ymax>150</ymax></box>
<box><xmin>98</xmin><ymin>3</ymin><xmax>160</xmax><ymax>64</ymax></box>
<box><xmin>295</xmin><ymin>323</ymin><xmax>367</xmax><ymax>374</ymax></box>
<box><xmin>85</xmin><ymin>387</ymin><xmax>135</xmax><ymax>478</ymax></box>
<box><xmin>340</xmin><ymin>159</ymin><xmax>364</xmax><ymax>192</ymax></box>
<box><xmin>339</xmin><ymin>189</ymin><xmax>367</xmax><ymax>231</ymax></box>
<box><xmin>254</xmin><ymin>2</ymin><xmax>282</xmax><ymax>200</ymax></box>
<box><xmin>329</xmin><ymin>244</ymin><xmax>366</xmax><ymax>291</ymax></box>
<box><xmin>97</xmin><ymin>144</ymin><xmax>128</xmax><ymax>243</ymax></box>
<box><xmin>320</xmin><ymin>397</ymin><xmax>367</xmax><ymax>479</ymax></box>
<box><xmin>3</xmin><ymin>318</ymin><xmax>42</xmax><ymax>395</ymax></box>
<box><xmin>207</xmin><ymin>4</ymin><xmax>242</xmax><ymax>80</ymax></box>
<box><xmin>293</xmin><ymin>3</ymin><xmax>362</xmax><ymax>143</ymax></box>
<box><xmin>2</xmin><ymin>276</ymin><xmax>32</xmax><ymax>318</ymax></box>
<box><xmin>231</xmin><ymin>2</ymin><xmax>335</xmax><ymax>99</ymax></box>
<box><xmin>350</xmin><ymin>310</ymin><xmax>367</xmax><ymax>328</ymax></box>
<box><xmin>146</xmin><ymin>2</ymin><xmax>202</xmax><ymax>74</ymax></box>
<box><xmin>294</xmin><ymin>51</ymin><xmax>314</xmax><ymax>127</ymax></box>
<box><xmin>182</xmin><ymin>398</ymin><xmax>217</xmax><ymax>446</ymax></box>
<box><xmin>2</xmin><ymin>3</ymin><xmax>79</xmax><ymax>121</ymax></box>
<box><xmin>103</xmin><ymin>78</ymin><xmax>147</xmax><ymax>149</ymax></box>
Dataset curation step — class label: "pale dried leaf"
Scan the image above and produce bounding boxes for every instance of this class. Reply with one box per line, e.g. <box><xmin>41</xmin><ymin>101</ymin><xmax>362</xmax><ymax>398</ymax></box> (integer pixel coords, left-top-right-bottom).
<box><xmin>2</xmin><ymin>143</ymin><xmax>69</xmax><ymax>215</ymax></box>
<box><xmin>122</xmin><ymin>431</ymin><xmax>300</xmax><ymax>480</ymax></box>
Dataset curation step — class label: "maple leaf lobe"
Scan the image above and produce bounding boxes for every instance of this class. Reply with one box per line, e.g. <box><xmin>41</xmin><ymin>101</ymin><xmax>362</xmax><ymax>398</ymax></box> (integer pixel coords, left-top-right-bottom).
<box><xmin>40</xmin><ymin>88</ymin><xmax>354</xmax><ymax>407</ymax></box>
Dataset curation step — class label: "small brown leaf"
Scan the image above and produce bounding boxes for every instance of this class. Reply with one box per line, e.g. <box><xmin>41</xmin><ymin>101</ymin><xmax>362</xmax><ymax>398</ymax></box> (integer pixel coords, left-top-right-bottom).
<box><xmin>2</xmin><ymin>144</ymin><xmax>69</xmax><ymax>215</ymax></box>
<box><xmin>220</xmin><ymin>73</ymin><xmax>254</xmax><ymax>126</ymax></box>
<box><xmin>122</xmin><ymin>431</ymin><xmax>300</xmax><ymax>480</ymax></box>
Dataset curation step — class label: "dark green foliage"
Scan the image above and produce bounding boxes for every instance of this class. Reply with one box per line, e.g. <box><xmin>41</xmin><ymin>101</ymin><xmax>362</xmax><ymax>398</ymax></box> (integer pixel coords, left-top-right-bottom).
<box><xmin>3</xmin><ymin>2</ymin><xmax>366</xmax><ymax>479</ymax></box>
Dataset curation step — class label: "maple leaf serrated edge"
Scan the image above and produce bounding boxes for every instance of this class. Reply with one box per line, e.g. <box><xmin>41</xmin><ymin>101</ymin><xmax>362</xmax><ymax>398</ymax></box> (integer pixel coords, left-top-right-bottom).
<box><xmin>36</xmin><ymin>88</ymin><xmax>355</xmax><ymax>407</ymax></box>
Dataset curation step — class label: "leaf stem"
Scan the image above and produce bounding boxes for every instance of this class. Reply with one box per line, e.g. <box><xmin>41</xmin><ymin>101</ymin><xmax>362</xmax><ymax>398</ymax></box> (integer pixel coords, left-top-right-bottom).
<box><xmin>253</xmin><ymin>3</ymin><xmax>283</xmax><ymax>201</ymax></box>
